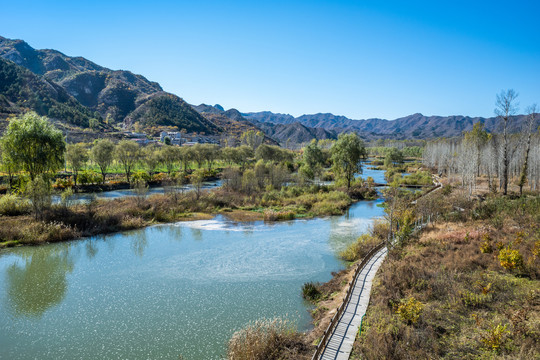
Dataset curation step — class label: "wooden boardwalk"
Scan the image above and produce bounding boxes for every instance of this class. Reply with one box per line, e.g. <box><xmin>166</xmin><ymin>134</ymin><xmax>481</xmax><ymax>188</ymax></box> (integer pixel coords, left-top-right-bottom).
<box><xmin>317</xmin><ymin>247</ymin><xmax>388</xmax><ymax>360</ymax></box>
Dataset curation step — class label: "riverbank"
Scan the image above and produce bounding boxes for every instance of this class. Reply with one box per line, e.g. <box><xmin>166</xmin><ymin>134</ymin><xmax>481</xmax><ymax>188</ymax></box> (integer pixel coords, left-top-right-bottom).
<box><xmin>352</xmin><ymin>190</ymin><xmax>540</xmax><ymax>359</ymax></box>
<box><xmin>0</xmin><ymin>183</ymin><xmax>377</xmax><ymax>248</ymax></box>
<box><xmin>229</xmin><ymin>177</ymin><xmax>540</xmax><ymax>360</ymax></box>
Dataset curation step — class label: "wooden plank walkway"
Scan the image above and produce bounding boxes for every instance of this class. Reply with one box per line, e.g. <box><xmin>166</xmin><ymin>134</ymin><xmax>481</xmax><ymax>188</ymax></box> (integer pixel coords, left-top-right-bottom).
<box><xmin>318</xmin><ymin>247</ymin><xmax>388</xmax><ymax>360</ymax></box>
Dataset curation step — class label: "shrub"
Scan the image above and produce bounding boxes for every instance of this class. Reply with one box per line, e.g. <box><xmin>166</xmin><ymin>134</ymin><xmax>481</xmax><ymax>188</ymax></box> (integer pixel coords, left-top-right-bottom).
<box><xmin>396</xmin><ymin>296</ymin><xmax>423</xmax><ymax>325</ymax></box>
<box><xmin>227</xmin><ymin>318</ymin><xmax>301</xmax><ymax>360</ymax></box>
<box><xmin>340</xmin><ymin>234</ymin><xmax>378</xmax><ymax>262</ymax></box>
<box><xmin>480</xmin><ymin>233</ymin><xmax>493</xmax><ymax>253</ymax></box>
<box><xmin>78</xmin><ymin>170</ymin><xmax>101</xmax><ymax>185</ymax></box>
<box><xmin>441</xmin><ymin>184</ymin><xmax>453</xmax><ymax>195</ymax></box>
<box><xmin>263</xmin><ymin>210</ymin><xmax>295</xmax><ymax>221</ymax></box>
<box><xmin>54</xmin><ymin>177</ymin><xmax>73</xmax><ymax>189</ymax></box>
<box><xmin>0</xmin><ymin>194</ymin><xmax>31</xmax><ymax>216</ymax></box>
<box><xmin>481</xmin><ymin>323</ymin><xmax>509</xmax><ymax>352</ymax></box>
<box><xmin>132</xmin><ymin>170</ymin><xmax>150</xmax><ymax>183</ymax></box>
<box><xmin>301</xmin><ymin>282</ymin><xmax>322</xmax><ymax>302</ymax></box>
<box><xmin>498</xmin><ymin>246</ymin><xmax>523</xmax><ymax>270</ymax></box>
<box><xmin>460</xmin><ymin>290</ymin><xmax>492</xmax><ymax>308</ymax></box>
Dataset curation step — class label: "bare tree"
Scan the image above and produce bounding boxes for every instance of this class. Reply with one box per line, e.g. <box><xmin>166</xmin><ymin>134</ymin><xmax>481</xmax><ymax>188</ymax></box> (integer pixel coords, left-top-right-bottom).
<box><xmin>495</xmin><ymin>89</ymin><xmax>519</xmax><ymax>195</ymax></box>
<box><xmin>518</xmin><ymin>104</ymin><xmax>537</xmax><ymax>195</ymax></box>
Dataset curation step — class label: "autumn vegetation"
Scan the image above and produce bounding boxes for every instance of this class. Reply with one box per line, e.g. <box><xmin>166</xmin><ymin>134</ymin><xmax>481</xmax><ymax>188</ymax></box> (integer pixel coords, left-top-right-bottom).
<box><xmin>0</xmin><ymin>112</ymin><xmax>382</xmax><ymax>247</ymax></box>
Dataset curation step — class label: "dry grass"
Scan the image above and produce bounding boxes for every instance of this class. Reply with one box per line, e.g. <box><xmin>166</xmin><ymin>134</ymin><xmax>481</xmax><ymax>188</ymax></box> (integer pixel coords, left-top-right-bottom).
<box><xmin>227</xmin><ymin>318</ymin><xmax>309</xmax><ymax>360</ymax></box>
<box><xmin>352</xmin><ymin>193</ymin><xmax>540</xmax><ymax>360</ymax></box>
<box><xmin>0</xmin><ymin>185</ymin><xmax>358</xmax><ymax>247</ymax></box>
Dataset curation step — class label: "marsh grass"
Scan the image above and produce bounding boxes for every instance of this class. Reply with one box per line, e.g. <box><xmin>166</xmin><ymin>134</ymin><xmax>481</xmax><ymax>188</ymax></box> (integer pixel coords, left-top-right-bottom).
<box><xmin>227</xmin><ymin>318</ymin><xmax>308</xmax><ymax>360</ymax></box>
<box><xmin>351</xmin><ymin>193</ymin><xmax>540</xmax><ymax>360</ymax></box>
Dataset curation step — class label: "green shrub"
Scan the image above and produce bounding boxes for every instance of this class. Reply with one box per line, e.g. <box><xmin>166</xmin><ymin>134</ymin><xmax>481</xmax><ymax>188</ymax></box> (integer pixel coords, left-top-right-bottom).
<box><xmin>396</xmin><ymin>296</ymin><xmax>423</xmax><ymax>325</ymax></box>
<box><xmin>0</xmin><ymin>194</ymin><xmax>31</xmax><ymax>216</ymax></box>
<box><xmin>498</xmin><ymin>246</ymin><xmax>523</xmax><ymax>270</ymax></box>
<box><xmin>302</xmin><ymin>282</ymin><xmax>322</xmax><ymax>302</ymax></box>
<box><xmin>340</xmin><ymin>234</ymin><xmax>378</xmax><ymax>262</ymax></box>
<box><xmin>481</xmin><ymin>323</ymin><xmax>509</xmax><ymax>352</ymax></box>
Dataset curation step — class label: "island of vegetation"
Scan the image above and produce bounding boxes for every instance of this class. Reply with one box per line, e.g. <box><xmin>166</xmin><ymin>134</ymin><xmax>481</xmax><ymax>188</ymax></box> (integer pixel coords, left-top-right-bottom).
<box><xmin>0</xmin><ymin>111</ymin><xmax>387</xmax><ymax>248</ymax></box>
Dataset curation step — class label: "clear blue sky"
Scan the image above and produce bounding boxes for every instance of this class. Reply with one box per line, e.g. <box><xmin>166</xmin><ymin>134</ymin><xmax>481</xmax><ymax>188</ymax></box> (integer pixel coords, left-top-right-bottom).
<box><xmin>2</xmin><ymin>0</ymin><xmax>539</xmax><ymax>119</ymax></box>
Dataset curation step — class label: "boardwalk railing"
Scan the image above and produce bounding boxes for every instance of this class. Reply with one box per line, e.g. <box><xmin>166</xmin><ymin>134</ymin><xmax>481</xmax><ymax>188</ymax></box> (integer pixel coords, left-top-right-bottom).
<box><xmin>311</xmin><ymin>216</ymin><xmax>436</xmax><ymax>360</ymax></box>
<box><xmin>311</xmin><ymin>174</ymin><xmax>441</xmax><ymax>359</ymax></box>
<box><xmin>311</xmin><ymin>241</ymin><xmax>385</xmax><ymax>360</ymax></box>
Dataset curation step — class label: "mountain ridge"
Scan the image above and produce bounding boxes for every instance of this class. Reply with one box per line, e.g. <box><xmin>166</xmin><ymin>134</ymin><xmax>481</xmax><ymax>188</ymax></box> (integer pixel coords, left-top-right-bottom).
<box><xmin>243</xmin><ymin>110</ymin><xmax>535</xmax><ymax>140</ymax></box>
<box><xmin>0</xmin><ymin>36</ymin><xmax>219</xmax><ymax>135</ymax></box>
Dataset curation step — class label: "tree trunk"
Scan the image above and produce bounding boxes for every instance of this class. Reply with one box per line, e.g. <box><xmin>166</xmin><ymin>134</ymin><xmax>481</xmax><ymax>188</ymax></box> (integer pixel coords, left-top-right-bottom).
<box><xmin>519</xmin><ymin>115</ymin><xmax>534</xmax><ymax>196</ymax></box>
<box><xmin>502</xmin><ymin>118</ymin><xmax>508</xmax><ymax>195</ymax></box>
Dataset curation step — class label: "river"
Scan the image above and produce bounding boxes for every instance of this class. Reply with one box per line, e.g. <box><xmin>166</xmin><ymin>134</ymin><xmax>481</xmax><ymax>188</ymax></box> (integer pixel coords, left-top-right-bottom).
<box><xmin>0</xmin><ymin>169</ymin><xmax>387</xmax><ymax>360</ymax></box>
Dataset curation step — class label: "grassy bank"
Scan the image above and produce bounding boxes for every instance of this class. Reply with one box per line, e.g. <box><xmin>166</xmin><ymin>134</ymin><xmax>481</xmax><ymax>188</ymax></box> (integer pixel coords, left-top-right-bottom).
<box><xmin>352</xmin><ymin>193</ymin><xmax>540</xmax><ymax>359</ymax></box>
<box><xmin>0</xmin><ymin>182</ymin><xmax>377</xmax><ymax>248</ymax></box>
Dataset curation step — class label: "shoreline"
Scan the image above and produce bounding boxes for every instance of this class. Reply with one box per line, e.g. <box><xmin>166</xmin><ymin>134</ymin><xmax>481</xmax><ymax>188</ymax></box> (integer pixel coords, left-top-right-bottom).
<box><xmin>0</xmin><ymin>186</ymin><xmax>379</xmax><ymax>249</ymax></box>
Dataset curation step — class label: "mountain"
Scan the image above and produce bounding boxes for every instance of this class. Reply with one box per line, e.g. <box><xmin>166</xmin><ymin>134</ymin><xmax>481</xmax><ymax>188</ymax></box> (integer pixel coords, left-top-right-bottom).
<box><xmin>243</xmin><ymin>111</ymin><xmax>537</xmax><ymax>140</ymax></box>
<box><xmin>0</xmin><ymin>36</ymin><xmax>219</xmax><ymax>135</ymax></box>
<box><xmin>251</xmin><ymin>120</ymin><xmax>337</xmax><ymax>145</ymax></box>
<box><xmin>192</xmin><ymin>104</ymin><xmax>278</xmax><ymax>145</ymax></box>
<box><xmin>0</xmin><ymin>57</ymin><xmax>103</xmax><ymax>129</ymax></box>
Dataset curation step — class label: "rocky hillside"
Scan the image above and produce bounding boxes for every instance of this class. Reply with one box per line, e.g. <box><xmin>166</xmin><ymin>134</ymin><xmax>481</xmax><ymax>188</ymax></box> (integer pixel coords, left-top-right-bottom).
<box><xmin>192</xmin><ymin>104</ymin><xmax>278</xmax><ymax>144</ymax></box>
<box><xmin>252</xmin><ymin>120</ymin><xmax>337</xmax><ymax>145</ymax></box>
<box><xmin>0</xmin><ymin>57</ymin><xmax>104</xmax><ymax>129</ymax></box>
<box><xmin>244</xmin><ymin>111</ymin><xmax>538</xmax><ymax>140</ymax></box>
<box><xmin>0</xmin><ymin>36</ymin><xmax>219</xmax><ymax>135</ymax></box>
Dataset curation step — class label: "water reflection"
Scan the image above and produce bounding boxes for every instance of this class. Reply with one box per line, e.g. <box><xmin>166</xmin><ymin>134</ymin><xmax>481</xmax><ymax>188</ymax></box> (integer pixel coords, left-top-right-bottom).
<box><xmin>5</xmin><ymin>244</ymin><xmax>73</xmax><ymax>318</ymax></box>
<box><xmin>131</xmin><ymin>230</ymin><xmax>148</xmax><ymax>257</ymax></box>
<box><xmin>85</xmin><ymin>240</ymin><xmax>99</xmax><ymax>259</ymax></box>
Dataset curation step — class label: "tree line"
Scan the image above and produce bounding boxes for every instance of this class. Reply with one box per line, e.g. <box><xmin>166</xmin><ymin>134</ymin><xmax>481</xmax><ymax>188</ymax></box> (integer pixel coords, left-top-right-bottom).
<box><xmin>423</xmin><ymin>90</ymin><xmax>539</xmax><ymax>196</ymax></box>
<box><xmin>0</xmin><ymin>112</ymin><xmax>370</xmax><ymax>194</ymax></box>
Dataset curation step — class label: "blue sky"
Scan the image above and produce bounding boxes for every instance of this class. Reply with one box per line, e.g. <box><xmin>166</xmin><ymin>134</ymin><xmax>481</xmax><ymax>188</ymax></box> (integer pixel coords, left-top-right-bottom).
<box><xmin>2</xmin><ymin>0</ymin><xmax>539</xmax><ymax>119</ymax></box>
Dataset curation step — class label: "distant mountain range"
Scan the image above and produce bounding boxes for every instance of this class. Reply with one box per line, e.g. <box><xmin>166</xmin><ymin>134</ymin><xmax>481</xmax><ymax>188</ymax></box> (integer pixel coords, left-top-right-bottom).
<box><xmin>242</xmin><ymin>111</ymin><xmax>537</xmax><ymax>141</ymax></box>
<box><xmin>1</xmin><ymin>35</ymin><xmax>537</xmax><ymax>145</ymax></box>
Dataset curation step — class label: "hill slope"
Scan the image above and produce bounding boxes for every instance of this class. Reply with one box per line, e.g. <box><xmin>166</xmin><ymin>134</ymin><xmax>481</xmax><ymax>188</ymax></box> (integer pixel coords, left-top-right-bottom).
<box><xmin>0</xmin><ymin>36</ymin><xmax>219</xmax><ymax>135</ymax></box>
<box><xmin>192</xmin><ymin>104</ymin><xmax>278</xmax><ymax>144</ymax></box>
<box><xmin>0</xmin><ymin>57</ymin><xmax>102</xmax><ymax>128</ymax></box>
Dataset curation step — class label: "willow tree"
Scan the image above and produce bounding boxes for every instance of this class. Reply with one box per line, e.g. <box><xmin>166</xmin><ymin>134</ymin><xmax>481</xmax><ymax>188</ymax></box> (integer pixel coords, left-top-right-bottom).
<box><xmin>331</xmin><ymin>133</ymin><xmax>367</xmax><ymax>189</ymax></box>
<box><xmin>301</xmin><ymin>139</ymin><xmax>325</xmax><ymax>180</ymax></box>
<box><xmin>0</xmin><ymin>112</ymin><xmax>65</xmax><ymax>181</ymax></box>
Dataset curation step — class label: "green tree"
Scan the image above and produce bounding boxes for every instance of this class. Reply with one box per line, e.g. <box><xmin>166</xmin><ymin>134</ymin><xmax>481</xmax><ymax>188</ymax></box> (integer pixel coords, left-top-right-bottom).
<box><xmin>160</xmin><ymin>145</ymin><xmax>181</xmax><ymax>175</ymax></box>
<box><xmin>240</xmin><ymin>130</ymin><xmax>264</xmax><ymax>150</ymax></box>
<box><xmin>142</xmin><ymin>145</ymin><xmax>161</xmax><ymax>175</ymax></box>
<box><xmin>384</xmin><ymin>147</ymin><xmax>404</xmax><ymax>168</ymax></box>
<box><xmin>0</xmin><ymin>112</ymin><xmax>65</xmax><ymax>181</ymax></box>
<box><xmin>191</xmin><ymin>168</ymin><xmax>205</xmax><ymax>199</ymax></box>
<box><xmin>331</xmin><ymin>133</ymin><xmax>367</xmax><ymax>189</ymax></box>
<box><xmin>91</xmin><ymin>139</ymin><xmax>115</xmax><ymax>184</ymax></box>
<box><xmin>190</xmin><ymin>144</ymin><xmax>207</xmax><ymax>169</ymax></box>
<box><xmin>0</xmin><ymin>145</ymin><xmax>18</xmax><ymax>189</ymax></box>
<box><xmin>66</xmin><ymin>143</ymin><xmax>89</xmax><ymax>187</ymax></box>
<box><xmin>301</xmin><ymin>140</ymin><xmax>324</xmax><ymax>180</ymax></box>
<box><xmin>115</xmin><ymin>140</ymin><xmax>141</xmax><ymax>184</ymax></box>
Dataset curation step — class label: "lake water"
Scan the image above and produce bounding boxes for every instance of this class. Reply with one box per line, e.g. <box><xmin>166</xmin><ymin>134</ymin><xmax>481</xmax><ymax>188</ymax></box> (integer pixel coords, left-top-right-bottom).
<box><xmin>0</xmin><ymin>170</ymin><xmax>387</xmax><ymax>360</ymax></box>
